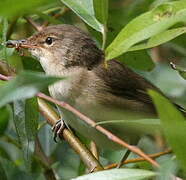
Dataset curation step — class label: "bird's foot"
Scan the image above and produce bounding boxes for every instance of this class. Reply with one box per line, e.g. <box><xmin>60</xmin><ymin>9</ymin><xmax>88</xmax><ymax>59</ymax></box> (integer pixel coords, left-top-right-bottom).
<box><xmin>52</xmin><ymin>119</ymin><xmax>66</xmax><ymax>143</ymax></box>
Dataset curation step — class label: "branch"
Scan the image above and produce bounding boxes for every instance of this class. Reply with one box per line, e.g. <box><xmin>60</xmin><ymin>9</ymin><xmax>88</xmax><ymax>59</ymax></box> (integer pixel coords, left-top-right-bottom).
<box><xmin>105</xmin><ymin>149</ymin><xmax>172</xmax><ymax>169</ymax></box>
<box><xmin>37</xmin><ymin>93</ymin><xmax>160</xmax><ymax>168</ymax></box>
<box><xmin>0</xmin><ymin>65</ymin><xmax>103</xmax><ymax>172</ymax></box>
<box><xmin>41</xmin><ymin>7</ymin><xmax>69</xmax><ymax>28</ymax></box>
<box><xmin>38</xmin><ymin>98</ymin><xmax>103</xmax><ymax>172</ymax></box>
<box><xmin>24</xmin><ymin>16</ymin><xmax>43</xmax><ymax>31</ymax></box>
<box><xmin>0</xmin><ymin>73</ymin><xmax>12</xmax><ymax>80</ymax></box>
<box><xmin>0</xmin><ymin>60</ymin><xmax>16</xmax><ymax>76</ymax></box>
<box><xmin>0</xmin><ymin>71</ymin><xmax>160</xmax><ymax>168</ymax></box>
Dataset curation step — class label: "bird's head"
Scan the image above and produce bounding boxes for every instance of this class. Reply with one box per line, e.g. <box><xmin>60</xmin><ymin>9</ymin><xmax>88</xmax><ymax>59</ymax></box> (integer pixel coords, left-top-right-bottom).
<box><xmin>6</xmin><ymin>24</ymin><xmax>103</xmax><ymax>71</ymax></box>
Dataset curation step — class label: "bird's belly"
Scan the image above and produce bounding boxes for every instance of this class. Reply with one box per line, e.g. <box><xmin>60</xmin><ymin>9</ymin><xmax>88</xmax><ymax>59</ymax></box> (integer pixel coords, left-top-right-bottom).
<box><xmin>61</xmin><ymin>101</ymin><xmax>158</xmax><ymax>150</ymax></box>
<box><xmin>49</xmin><ymin>85</ymin><xmax>158</xmax><ymax>149</ymax></box>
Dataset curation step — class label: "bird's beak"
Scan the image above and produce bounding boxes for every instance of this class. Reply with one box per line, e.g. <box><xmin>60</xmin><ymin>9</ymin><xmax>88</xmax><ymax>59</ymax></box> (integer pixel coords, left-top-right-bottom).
<box><xmin>5</xmin><ymin>39</ymin><xmax>37</xmax><ymax>49</ymax></box>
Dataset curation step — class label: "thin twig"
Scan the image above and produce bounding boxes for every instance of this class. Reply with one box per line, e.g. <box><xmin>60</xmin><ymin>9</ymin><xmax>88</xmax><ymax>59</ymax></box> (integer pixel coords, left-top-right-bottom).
<box><xmin>0</xmin><ymin>73</ymin><xmax>12</xmax><ymax>80</ymax></box>
<box><xmin>41</xmin><ymin>7</ymin><xmax>69</xmax><ymax>28</ymax></box>
<box><xmin>0</xmin><ymin>68</ymin><xmax>103</xmax><ymax>172</ymax></box>
<box><xmin>24</xmin><ymin>16</ymin><xmax>43</xmax><ymax>31</ymax></box>
<box><xmin>0</xmin><ymin>60</ymin><xmax>16</xmax><ymax>76</ymax></box>
<box><xmin>101</xmin><ymin>25</ymin><xmax>107</xmax><ymax>50</ymax></box>
<box><xmin>37</xmin><ymin>92</ymin><xmax>160</xmax><ymax>168</ymax></box>
<box><xmin>105</xmin><ymin>149</ymin><xmax>172</xmax><ymax>169</ymax></box>
<box><xmin>0</xmin><ymin>72</ymin><xmax>160</xmax><ymax>168</ymax></box>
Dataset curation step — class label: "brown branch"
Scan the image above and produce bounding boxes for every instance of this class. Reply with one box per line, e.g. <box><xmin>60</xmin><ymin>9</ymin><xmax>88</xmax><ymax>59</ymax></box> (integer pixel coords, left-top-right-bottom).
<box><xmin>0</xmin><ymin>60</ymin><xmax>16</xmax><ymax>76</ymax></box>
<box><xmin>24</xmin><ymin>16</ymin><xmax>43</xmax><ymax>32</ymax></box>
<box><xmin>0</xmin><ymin>71</ymin><xmax>160</xmax><ymax>168</ymax></box>
<box><xmin>0</xmin><ymin>66</ymin><xmax>103</xmax><ymax>172</ymax></box>
<box><xmin>37</xmin><ymin>93</ymin><xmax>160</xmax><ymax>168</ymax></box>
<box><xmin>38</xmin><ymin>98</ymin><xmax>103</xmax><ymax>172</ymax></box>
<box><xmin>25</xmin><ymin>8</ymin><xmax>69</xmax><ymax>32</ymax></box>
<box><xmin>0</xmin><ymin>73</ymin><xmax>12</xmax><ymax>80</ymax></box>
<box><xmin>41</xmin><ymin>7</ymin><xmax>69</xmax><ymax>28</ymax></box>
<box><xmin>105</xmin><ymin>149</ymin><xmax>172</xmax><ymax>170</ymax></box>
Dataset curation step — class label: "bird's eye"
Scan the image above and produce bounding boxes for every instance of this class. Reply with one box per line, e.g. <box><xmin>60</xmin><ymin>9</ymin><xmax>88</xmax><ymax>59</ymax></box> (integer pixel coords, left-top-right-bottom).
<box><xmin>45</xmin><ymin>37</ymin><xmax>53</xmax><ymax>45</ymax></box>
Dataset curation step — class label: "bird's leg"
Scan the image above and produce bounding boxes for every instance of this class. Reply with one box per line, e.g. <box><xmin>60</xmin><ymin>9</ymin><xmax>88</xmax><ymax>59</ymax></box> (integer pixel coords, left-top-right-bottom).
<box><xmin>52</xmin><ymin>105</ymin><xmax>68</xmax><ymax>142</ymax></box>
<box><xmin>116</xmin><ymin>149</ymin><xmax>131</xmax><ymax>168</ymax></box>
<box><xmin>52</xmin><ymin>118</ymin><xmax>66</xmax><ymax>142</ymax></box>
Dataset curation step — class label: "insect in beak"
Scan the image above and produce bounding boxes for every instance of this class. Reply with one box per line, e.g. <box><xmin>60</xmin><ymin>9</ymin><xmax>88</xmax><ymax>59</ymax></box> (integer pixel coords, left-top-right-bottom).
<box><xmin>6</xmin><ymin>39</ymin><xmax>37</xmax><ymax>56</ymax></box>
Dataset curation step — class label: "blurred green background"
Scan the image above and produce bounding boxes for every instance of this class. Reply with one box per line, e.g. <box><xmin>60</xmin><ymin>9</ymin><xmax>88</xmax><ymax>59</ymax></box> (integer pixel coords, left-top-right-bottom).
<box><xmin>0</xmin><ymin>0</ymin><xmax>186</xmax><ymax>179</ymax></box>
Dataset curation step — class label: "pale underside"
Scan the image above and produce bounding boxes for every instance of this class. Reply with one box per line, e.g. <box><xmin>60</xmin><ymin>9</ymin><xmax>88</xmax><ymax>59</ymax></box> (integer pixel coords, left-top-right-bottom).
<box><xmin>32</xmin><ymin>48</ymin><xmax>158</xmax><ymax>149</ymax></box>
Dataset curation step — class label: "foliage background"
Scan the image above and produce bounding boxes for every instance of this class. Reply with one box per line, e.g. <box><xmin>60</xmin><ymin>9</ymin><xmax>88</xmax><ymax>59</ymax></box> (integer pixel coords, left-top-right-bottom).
<box><xmin>0</xmin><ymin>0</ymin><xmax>186</xmax><ymax>179</ymax></box>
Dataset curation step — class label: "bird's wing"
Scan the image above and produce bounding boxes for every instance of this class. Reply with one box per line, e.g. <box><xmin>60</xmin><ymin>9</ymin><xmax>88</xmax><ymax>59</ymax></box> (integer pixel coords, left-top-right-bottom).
<box><xmin>94</xmin><ymin>60</ymin><xmax>185</xmax><ymax>115</ymax></box>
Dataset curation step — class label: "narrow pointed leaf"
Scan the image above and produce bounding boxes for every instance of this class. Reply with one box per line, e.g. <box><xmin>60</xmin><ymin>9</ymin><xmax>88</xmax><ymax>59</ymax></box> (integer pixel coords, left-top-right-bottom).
<box><xmin>0</xmin><ymin>106</ymin><xmax>10</xmax><ymax>136</ymax></box>
<box><xmin>93</xmin><ymin>0</ymin><xmax>108</xmax><ymax>25</ymax></box>
<box><xmin>13</xmin><ymin>100</ymin><xmax>34</xmax><ymax>171</ymax></box>
<box><xmin>120</xmin><ymin>50</ymin><xmax>155</xmax><ymax>71</ymax></box>
<box><xmin>60</xmin><ymin>0</ymin><xmax>103</xmax><ymax>32</ymax></box>
<box><xmin>0</xmin><ymin>71</ymin><xmax>61</xmax><ymax>108</ymax></box>
<box><xmin>72</xmin><ymin>169</ymin><xmax>156</xmax><ymax>180</ymax></box>
<box><xmin>149</xmin><ymin>90</ymin><xmax>186</xmax><ymax>171</ymax></box>
<box><xmin>0</xmin><ymin>0</ymin><xmax>53</xmax><ymax>17</ymax></box>
<box><xmin>106</xmin><ymin>1</ymin><xmax>186</xmax><ymax>60</ymax></box>
<box><xmin>129</xmin><ymin>27</ymin><xmax>186</xmax><ymax>51</ymax></box>
<box><xmin>25</xmin><ymin>97</ymin><xmax>38</xmax><ymax>141</ymax></box>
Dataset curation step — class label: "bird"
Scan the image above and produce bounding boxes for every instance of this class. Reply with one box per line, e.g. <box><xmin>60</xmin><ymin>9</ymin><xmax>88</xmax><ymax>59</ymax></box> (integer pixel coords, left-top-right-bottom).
<box><xmin>6</xmin><ymin>24</ymin><xmax>185</xmax><ymax>150</ymax></box>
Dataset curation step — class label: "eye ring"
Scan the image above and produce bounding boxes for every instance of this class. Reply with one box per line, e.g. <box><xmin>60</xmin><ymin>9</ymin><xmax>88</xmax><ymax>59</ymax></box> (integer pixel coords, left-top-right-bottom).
<box><xmin>45</xmin><ymin>37</ymin><xmax>53</xmax><ymax>45</ymax></box>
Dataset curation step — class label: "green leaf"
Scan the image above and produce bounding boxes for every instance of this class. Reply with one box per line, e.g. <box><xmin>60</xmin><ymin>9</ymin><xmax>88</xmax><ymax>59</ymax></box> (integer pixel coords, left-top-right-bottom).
<box><xmin>34</xmin><ymin>10</ymin><xmax>63</xmax><ymax>25</ymax></box>
<box><xmin>0</xmin><ymin>48</ymin><xmax>14</xmax><ymax>60</ymax></box>
<box><xmin>60</xmin><ymin>0</ymin><xmax>103</xmax><ymax>32</ymax></box>
<box><xmin>0</xmin><ymin>146</ymin><xmax>11</xmax><ymax>160</ymax></box>
<box><xmin>13</xmin><ymin>100</ymin><xmax>34</xmax><ymax>171</ymax></box>
<box><xmin>96</xmin><ymin>119</ymin><xmax>160</xmax><ymax>126</ymax></box>
<box><xmin>0</xmin><ymin>106</ymin><xmax>10</xmax><ymax>136</ymax></box>
<box><xmin>0</xmin><ymin>71</ymin><xmax>61</xmax><ymax>108</ymax></box>
<box><xmin>0</xmin><ymin>161</ymin><xmax>7</xmax><ymax>180</ymax></box>
<box><xmin>129</xmin><ymin>27</ymin><xmax>186</xmax><ymax>51</ymax></box>
<box><xmin>0</xmin><ymin>157</ymin><xmax>33</xmax><ymax>179</ymax></box>
<box><xmin>0</xmin><ymin>0</ymin><xmax>54</xmax><ymax>17</ymax></box>
<box><xmin>119</xmin><ymin>50</ymin><xmax>155</xmax><ymax>71</ymax></box>
<box><xmin>96</xmin><ymin>119</ymin><xmax>161</xmax><ymax>136</ymax></box>
<box><xmin>72</xmin><ymin>169</ymin><xmax>156</xmax><ymax>180</ymax></box>
<box><xmin>0</xmin><ymin>18</ymin><xmax>8</xmax><ymax>60</ymax></box>
<box><xmin>25</xmin><ymin>97</ymin><xmax>38</xmax><ymax>141</ymax></box>
<box><xmin>106</xmin><ymin>1</ymin><xmax>186</xmax><ymax>60</ymax></box>
<box><xmin>2</xmin><ymin>18</ymin><xmax>8</xmax><ymax>43</ymax></box>
<box><xmin>149</xmin><ymin>90</ymin><xmax>186</xmax><ymax>171</ymax></box>
<box><xmin>93</xmin><ymin>0</ymin><xmax>108</xmax><ymax>25</ymax></box>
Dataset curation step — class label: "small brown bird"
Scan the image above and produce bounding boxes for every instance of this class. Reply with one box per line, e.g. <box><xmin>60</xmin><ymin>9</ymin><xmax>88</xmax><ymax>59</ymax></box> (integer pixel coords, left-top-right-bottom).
<box><xmin>6</xmin><ymin>24</ymin><xmax>185</xmax><ymax>149</ymax></box>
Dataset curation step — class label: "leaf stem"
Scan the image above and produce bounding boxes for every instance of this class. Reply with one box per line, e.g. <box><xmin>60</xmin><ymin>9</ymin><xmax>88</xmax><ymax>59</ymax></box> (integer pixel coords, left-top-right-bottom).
<box><xmin>37</xmin><ymin>92</ymin><xmax>160</xmax><ymax>168</ymax></box>
<box><xmin>105</xmin><ymin>149</ymin><xmax>172</xmax><ymax>169</ymax></box>
<box><xmin>38</xmin><ymin>98</ymin><xmax>103</xmax><ymax>172</ymax></box>
<box><xmin>0</xmin><ymin>71</ymin><xmax>160</xmax><ymax>168</ymax></box>
<box><xmin>102</xmin><ymin>25</ymin><xmax>107</xmax><ymax>50</ymax></box>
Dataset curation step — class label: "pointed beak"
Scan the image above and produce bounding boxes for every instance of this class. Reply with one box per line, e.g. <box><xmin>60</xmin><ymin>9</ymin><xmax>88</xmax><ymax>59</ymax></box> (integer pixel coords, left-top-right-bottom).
<box><xmin>6</xmin><ymin>39</ymin><xmax>37</xmax><ymax>49</ymax></box>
